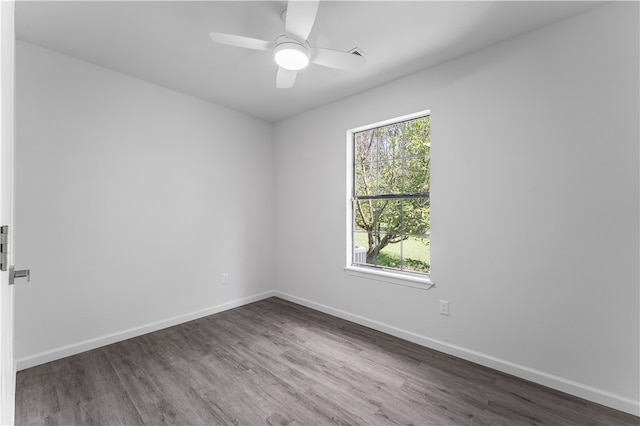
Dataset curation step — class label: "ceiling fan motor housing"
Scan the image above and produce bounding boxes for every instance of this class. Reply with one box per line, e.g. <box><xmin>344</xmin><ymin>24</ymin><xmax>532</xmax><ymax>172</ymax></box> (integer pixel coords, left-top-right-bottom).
<box><xmin>274</xmin><ymin>36</ymin><xmax>310</xmax><ymax>70</ymax></box>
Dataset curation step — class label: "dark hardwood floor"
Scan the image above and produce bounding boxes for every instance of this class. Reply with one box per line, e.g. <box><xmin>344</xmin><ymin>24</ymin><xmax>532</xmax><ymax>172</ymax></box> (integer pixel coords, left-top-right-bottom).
<box><xmin>15</xmin><ymin>297</ymin><xmax>638</xmax><ymax>425</ymax></box>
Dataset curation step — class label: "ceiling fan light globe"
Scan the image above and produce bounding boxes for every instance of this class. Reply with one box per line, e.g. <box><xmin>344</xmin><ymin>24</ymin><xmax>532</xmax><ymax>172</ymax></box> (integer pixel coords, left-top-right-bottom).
<box><xmin>274</xmin><ymin>42</ymin><xmax>309</xmax><ymax>71</ymax></box>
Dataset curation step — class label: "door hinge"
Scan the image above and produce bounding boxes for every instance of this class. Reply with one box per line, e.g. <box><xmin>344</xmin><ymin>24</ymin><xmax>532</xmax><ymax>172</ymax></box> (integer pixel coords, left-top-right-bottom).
<box><xmin>0</xmin><ymin>225</ymin><xmax>8</xmax><ymax>272</ymax></box>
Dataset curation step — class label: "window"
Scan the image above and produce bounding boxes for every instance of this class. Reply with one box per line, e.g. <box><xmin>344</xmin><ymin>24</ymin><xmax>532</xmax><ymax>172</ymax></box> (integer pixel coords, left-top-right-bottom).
<box><xmin>346</xmin><ymin>111</ymin><xmax>432</xmax><ymax>288</ymax></box>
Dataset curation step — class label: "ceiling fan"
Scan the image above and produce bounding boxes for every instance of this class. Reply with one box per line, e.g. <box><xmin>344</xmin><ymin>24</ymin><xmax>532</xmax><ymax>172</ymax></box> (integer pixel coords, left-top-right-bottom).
<box><xmin>209</xmin><ymin>0</ymin><xmax>366</xmax><ymax>88</ymax></box>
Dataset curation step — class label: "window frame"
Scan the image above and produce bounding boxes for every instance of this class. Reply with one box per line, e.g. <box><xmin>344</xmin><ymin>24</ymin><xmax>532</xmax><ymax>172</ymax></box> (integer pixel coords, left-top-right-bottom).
<box><xmin>345</xmin><ymin>110</ymin><xmax>435</xmax><ymax>290</ymax></box>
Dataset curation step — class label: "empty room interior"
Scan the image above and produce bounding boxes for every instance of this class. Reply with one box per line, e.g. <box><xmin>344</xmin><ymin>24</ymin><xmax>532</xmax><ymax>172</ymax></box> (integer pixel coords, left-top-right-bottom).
<box><xmin>3</xmin><ymin>0</ymin><xmax>639</xmax><ymax>424</ymax></box>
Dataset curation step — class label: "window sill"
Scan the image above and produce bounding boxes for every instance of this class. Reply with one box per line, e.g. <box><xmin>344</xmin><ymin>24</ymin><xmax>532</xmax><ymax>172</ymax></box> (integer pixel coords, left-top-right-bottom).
<box><xmin>344</xmin><ymin>266</ymin><xmax>435</xmax><ymax>290</ymax></box>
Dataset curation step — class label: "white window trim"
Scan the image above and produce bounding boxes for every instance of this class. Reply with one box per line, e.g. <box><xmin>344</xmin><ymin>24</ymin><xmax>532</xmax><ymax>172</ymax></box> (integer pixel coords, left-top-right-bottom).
<box><xmin>345</xmin><ymin>109</ymin><xmax>434</xmax><ymax>290</ymax></box>
<box><xmin>344</xmin><ymin>265</ymin><xmax>435</xmax><ymax>290</ymax></box>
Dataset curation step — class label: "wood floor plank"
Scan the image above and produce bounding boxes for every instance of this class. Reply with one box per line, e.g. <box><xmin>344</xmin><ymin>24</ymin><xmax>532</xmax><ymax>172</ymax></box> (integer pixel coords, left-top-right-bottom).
<box><xmin>15</xmin><ymin>297</ymin><xmax>640</xmax><ymax>426</ymax></box>
<box><xmin>54</xmin><ymin>391</ymin><xmax>144</xmax><ymax>426</ymax></box>
<box><xmin>14</xmin><ymin>363</ymin><xmax>59</xmax><ymax>426</ymax></box>
<box><xmin>51</xmin><ymin>350</ymin><xmax>124</xmax><ymax>407</ymax></box>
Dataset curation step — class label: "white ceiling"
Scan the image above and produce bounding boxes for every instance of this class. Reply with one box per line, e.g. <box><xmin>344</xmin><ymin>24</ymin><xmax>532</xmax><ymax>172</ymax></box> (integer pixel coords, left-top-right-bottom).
<box><xmin>15</xmin><ymin>1</ymin><xmax>602</xmax><ymax>122</ymax></box>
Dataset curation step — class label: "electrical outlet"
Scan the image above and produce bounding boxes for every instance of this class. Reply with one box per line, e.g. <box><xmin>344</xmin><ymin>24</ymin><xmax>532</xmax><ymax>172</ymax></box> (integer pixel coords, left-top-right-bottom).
<box><xmin>222</xmin><ymin>272</ymin><xmax>230</xmax><ymax>285</ymax></box>
<box><xmin>439</xmin><ymin>300</ymin><xmax>449</xmax><ymax>316</ymax></box>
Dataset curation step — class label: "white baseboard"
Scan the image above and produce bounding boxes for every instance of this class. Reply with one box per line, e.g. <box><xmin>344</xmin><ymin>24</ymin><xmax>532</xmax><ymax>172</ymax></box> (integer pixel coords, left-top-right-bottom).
<box><xmin>274</xmin><ymin>291</ymin><xmax>640</xmax><ymax>417</ymax></box>
<box><xmin>15</xmin><ymin>290</ymin><xmax>276</xmax><ymax>371</ymax></box>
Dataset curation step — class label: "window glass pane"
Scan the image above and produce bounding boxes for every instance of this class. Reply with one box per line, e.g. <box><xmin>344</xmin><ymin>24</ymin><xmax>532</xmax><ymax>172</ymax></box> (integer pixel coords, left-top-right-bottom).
<box><xmin>404</xmin><ymin>117</ymin><xmax>431</xmax><ymax>157</ymax></box>
<box><xmin>376</xmin><ymin>199</ymin><xmax>402</xmax><ymax>234</ymax></box>
<box><xmin>365</xmin><ymin>233</ymin><xmax>380</xmax><ymax>266</ymax></box>
<box><xmin>354</xmin><ymin>164</ymin><xmax>377</xmax><ymax>196</ymax></box>
<box><xmin>378</xmin><ymin>241</ymin><xmax>402</xmax><ymax>269</ymax></box>
<box><xmin>399</xmin><ymin>236</ymin><xmax>430</xmax><ymax>274</ymax></box>
<box><xmin>353</xmin><ymin>231</ymin><xmax>369</xmax><ymax>248</ymax></box>
<box><xmin>402</xmin><ymin>198</ymin><xmax>430</xmax><ymax>236</ymax></box>
<box><xmin>402</xmin><ymin>156</ymin><xmax>430</xmax><ymax>193</ymax></box>
<box><xmin>354</xmin><ymin>199</ymin><xmax>403</xmax><ymax>234</ymax></box>
<box><xmin>377</xmin><ymin>160</ymin><xmax>402</xmax><ymax>195</ymax></box>
<box><xmin>354</xmin><ymin>129</ymin><xmax>376</xmax><ymax>165</ymax></box>
<box><xmin>353</xmin><ymin>231</ymin><xmax>368</xmax><ymax>264</ymax></box>
<box><xmin>377</xmin><ymin>126</ymin><xmax>404</xmax><ymax>162</ymax></box>
<box><xmin>353</xmin><ymin>200</ymin><xmax>371</xmax><ymax>232</ymax></box>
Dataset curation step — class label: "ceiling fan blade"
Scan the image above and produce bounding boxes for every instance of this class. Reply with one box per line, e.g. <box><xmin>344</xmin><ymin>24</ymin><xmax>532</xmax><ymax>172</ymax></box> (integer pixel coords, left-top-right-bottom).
<box><xmin>285</xmin><ymin>0</ymin><xmax>319</xmax><ymax>41</ymax></box>
<box><xmin>209</xmin><ymin>32</ymin><xmax>272</xmax><ymax>51</ymax></box>
<box><xmin>311</xmin><ymin>48</ymin><xmax>366</xmax><ymax>71</ymax></box>
<box><xmin>276</xmin><ymin>67</ymin><xmax>297</xmax><ymax>89</ymax></box>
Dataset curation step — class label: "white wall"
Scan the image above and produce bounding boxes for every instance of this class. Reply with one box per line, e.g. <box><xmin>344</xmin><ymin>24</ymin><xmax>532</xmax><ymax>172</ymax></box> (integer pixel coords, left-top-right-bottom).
<box><xmin>274</xmin><ymin>3</ymin><xmax>639</xmax><ymax>415</ymax></box>
<box><xmin>14</xmin><ymin>41</ymin><xmax>275</xmax><ymax>366</ymax></box>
